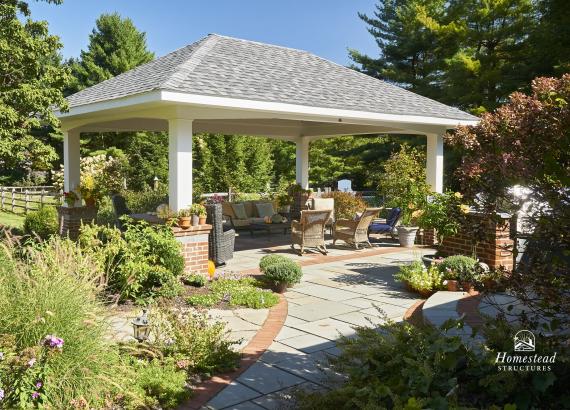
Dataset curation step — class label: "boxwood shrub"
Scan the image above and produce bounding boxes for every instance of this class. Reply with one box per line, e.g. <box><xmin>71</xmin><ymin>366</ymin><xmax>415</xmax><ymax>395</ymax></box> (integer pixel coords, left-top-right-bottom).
<box><xmin>23</xmin><ymin>206</ymin><xmax>59</xmax><ymax>240</ymax></box>
<box><xmin>263</xmin><ymin>259</ymin><xmax>302</xmax><ymax>285</ymax></box>
<box><xmin>259</xmin><ymin>254</ymin><xmax>290</xmax><ymax>272</ymax></box>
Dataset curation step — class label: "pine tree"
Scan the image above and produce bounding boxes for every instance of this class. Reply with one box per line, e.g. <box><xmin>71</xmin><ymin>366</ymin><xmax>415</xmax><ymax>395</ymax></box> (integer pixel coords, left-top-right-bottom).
<box><xmin>67</xmin><ymin>13</ymin><xmax>154</xmax><ymax>93</ymax></box>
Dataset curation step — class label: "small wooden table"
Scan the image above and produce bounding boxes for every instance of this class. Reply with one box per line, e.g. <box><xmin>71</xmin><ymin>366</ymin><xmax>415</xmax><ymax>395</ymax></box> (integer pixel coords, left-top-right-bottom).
<box><xmin>249</xmin><ymin>222</ymin><xmax>290</xmax><ymax>236</ymax></box>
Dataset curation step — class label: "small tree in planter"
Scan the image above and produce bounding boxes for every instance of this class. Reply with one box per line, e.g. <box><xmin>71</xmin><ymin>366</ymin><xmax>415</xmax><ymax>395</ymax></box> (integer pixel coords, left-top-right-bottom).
<box><xmin>378</xmin><ymin>146</ymin><xmax>430</xmax><ymax>247</ymax></box>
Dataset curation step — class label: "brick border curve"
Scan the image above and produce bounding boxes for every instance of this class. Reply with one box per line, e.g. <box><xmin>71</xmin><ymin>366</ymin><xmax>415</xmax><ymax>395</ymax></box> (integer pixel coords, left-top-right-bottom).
<box><xmin>181</xmin><ymin>294</ymin><xmax>288</xmax><ymax>409</ymax></box>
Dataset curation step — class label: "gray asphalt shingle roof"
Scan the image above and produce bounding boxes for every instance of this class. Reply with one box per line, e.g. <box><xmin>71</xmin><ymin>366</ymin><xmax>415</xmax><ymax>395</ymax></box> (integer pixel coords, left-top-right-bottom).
<box><xmin>66</xmin><ymin>34</ymin><xmax>476</xmax><ymax>121</ymax></box>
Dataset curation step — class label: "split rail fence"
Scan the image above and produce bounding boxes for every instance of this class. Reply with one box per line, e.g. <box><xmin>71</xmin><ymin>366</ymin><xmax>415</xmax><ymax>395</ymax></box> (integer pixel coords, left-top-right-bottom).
<box><xmin>0</xmin><ymin>186</ymin><xmax>61</xmax><ymax>215</ymax></box>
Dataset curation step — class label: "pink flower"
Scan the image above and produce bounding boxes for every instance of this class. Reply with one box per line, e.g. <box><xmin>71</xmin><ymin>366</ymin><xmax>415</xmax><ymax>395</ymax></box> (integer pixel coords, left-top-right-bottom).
<box><xmin>32</xmin><ymin>392</ymin><xmax>40</xmax><ymax>400</ymax></box>
<box><xmin>43</xmin><ymin>335</ymin><xmax>64</xmax><ymax>349</ymax></box>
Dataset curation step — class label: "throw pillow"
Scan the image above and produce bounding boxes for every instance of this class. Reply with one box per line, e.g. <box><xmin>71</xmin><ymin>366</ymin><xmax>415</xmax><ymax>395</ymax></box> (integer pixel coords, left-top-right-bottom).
<box><xmin>231</xmin><ymin>203</ymin><xmax>248</xmax><ymax>220</ymax></box>
<box><xmin>256</xmin><ymin>202</ymin><xmax>275</xmax><ymax>218</ymax></box>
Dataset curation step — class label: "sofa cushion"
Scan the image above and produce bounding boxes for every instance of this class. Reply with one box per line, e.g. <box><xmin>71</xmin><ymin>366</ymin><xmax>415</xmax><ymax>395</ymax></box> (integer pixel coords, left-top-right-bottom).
<box><xmin>231</xmin><ymin>203</ymin><xmax>248</xmax><ymax>220</ymax></box>
<box><xmin>256</xmin><ymin>202</ymin><xmax>275</xmax><ymax>218</ymax></box>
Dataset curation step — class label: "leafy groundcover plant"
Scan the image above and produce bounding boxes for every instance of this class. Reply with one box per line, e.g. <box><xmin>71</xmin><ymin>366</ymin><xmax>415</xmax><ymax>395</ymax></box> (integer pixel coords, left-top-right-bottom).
<box><xmin>297</xmin><ymin>317</ymin><xmax>570</xmax><ymax>409</ymax></box>
<box><xmin>394</xmin><ymin>260</ymin><xmax>444</xmax><ymax>296</ymax></box>
<box><xmin>187</xmin><ymin>276</ymin><xmax>279</xmax><ymax>309</ymax></box>
<box><xmin>23</xmin><ymin>206</ymin><xmax>59</xmax><ymax>240</ymax></box>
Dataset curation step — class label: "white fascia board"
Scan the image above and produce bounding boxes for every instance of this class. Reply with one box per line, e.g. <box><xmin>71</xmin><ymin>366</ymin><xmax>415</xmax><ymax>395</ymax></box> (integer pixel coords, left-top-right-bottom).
<box><xmin>160</xmin><ymin>91</ymin><xmax>479</xmax><ymax>128</ymax></box>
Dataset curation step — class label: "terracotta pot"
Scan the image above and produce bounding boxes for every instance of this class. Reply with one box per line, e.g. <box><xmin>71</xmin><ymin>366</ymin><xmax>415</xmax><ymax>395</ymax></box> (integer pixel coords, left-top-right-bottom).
<box><xmin>274</xmin><ymin>282</ymin><xmax>288</xmax><ymax>294</ymax></box>
<box><xmin>446</xmin><ymin>280</ymin><xmax>460</xmax><ymax>291</ymax></box>
<box><xmin>191</xmin><ymin>214</ymin><xmax>199</xmax><ymax>226</ymax></box>
<box><xmin>199</xmin><ymin>216</ymin><xmax>207</xmax><ymax>225</ymax></box>
<box><xmin>178</xmin><ymin>216</ymin><xmax>191</xmax><ymax>229</ymax></box>
<box><xmin>397</xmin><ymin>226</ymin><xmax>419</xmax><ymax>247</ymax></box>
<box><xmin>84</xmin><ymin>197</ymin><xmax>96</xmax><ymax>207</ymax></box>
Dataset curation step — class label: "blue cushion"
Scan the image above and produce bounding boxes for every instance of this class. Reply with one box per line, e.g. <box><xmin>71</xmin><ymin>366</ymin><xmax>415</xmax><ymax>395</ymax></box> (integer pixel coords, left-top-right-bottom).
<box><xmin>369</xmin><ymin>223</ymin><xmax>392</xmax><ymax>233</ymax></box>
<box><xmin>386</xmin><ymin>207</ymin><xmax>402</xmax><ymax>226</ymax></box>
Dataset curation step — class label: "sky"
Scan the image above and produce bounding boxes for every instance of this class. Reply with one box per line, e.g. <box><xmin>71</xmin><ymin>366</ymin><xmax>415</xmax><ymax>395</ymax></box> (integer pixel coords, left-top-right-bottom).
<box><xmin>28</xmin><ymin>0</ymin><xmax>380</xmax><ymax>66</ymax></box>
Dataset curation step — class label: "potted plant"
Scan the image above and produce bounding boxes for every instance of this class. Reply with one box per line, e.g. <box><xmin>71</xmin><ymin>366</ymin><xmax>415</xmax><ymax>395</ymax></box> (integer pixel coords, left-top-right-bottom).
<box><xmin>437</xmin><ymin>255</ymin><xmax>477</xmax><ymax>292</ymax></box>
<box><xmin>63</xmin><ymin>191</ymin><xmax>79</xmax><ymax>207</ymax></box>
<box><xmin>198</xmin><ymin>206</ymin><xmax>207</xmax><ymax>225</ymax></box>
<box><xmin>276</xmin><ymin>192</ymin><xmax>292</xmax><ymax>213</ymax></box>
<box><xmin>156</xmin><ymin>204</ymin><xmax>176</xmax><ymax>223</ymax></box>
<box><xmin>261</xmin><ymin>257</ymin><xmax>302</xmax><ymax>293</ymax></box>
<box><xmin>394</xmin><ymin>260</ymin><xmax>443</xmax><ymax>298</ymax></box>
<box><xmin>418</xmin><ymin>192</ymin><xmax>468</xmax><ymax>265</ymax></box>
<box><xmin>397</xmin><ymin>207</ymin><xmax>424</xmax><ymax>247</ymax></box>
<box><xmin>190</xmin><ymin>203</ymin><xmax>206</xmax><ymax>226</ymax></box>
<box><xmin>79</xmin><ymin>174</ymin><xmax>100</xmax><ymax>207</ymax></box>
<box><xmin>178</xmin><ymin>208</ymin><xmax>191</xmax><ymax>229</ymax></box>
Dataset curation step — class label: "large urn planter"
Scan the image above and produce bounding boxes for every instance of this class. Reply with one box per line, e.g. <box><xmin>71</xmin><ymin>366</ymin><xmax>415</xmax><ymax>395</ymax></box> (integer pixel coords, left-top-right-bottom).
<box><xmin>397</xmin><ymin>226</ymin><xmax>419</xmax><ymax>247</ymax></box>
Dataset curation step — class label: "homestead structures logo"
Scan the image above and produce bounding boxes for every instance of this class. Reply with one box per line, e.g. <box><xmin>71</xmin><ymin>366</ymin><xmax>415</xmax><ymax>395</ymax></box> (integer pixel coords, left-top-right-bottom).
<box><xmin>514</xmin><ymin>330</ymin><xmax>535</xmax><ymax>352</ymax></box>
<box><xmin>495</xmin><ymin>329</ymin><xmax>557</xmax><ymax>372</ymax></box>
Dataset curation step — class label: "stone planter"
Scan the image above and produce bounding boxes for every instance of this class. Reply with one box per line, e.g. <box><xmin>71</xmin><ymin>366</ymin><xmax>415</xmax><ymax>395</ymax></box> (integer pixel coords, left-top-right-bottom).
<box><xmin>397</xmin><ymin>226</ymin><xmax>418</xmax><ymax>247</ymax></box>
<box><xmin>421</xmin><ymin>254</ymin><xmax>444</xmax><ymax>268</ymax></box>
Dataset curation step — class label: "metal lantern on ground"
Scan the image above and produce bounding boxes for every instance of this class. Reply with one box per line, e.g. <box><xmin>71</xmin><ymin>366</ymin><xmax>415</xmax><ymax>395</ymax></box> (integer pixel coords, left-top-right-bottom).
<box><xmin>132</xmin><ymin>309</ymin><xmax>150</xmax><ymax>342</ymax></box>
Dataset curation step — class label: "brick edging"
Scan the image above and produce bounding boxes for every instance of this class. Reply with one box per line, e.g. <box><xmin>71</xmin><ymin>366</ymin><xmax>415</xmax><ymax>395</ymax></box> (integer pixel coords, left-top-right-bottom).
<box><xmin>181</xmin><ymin>294</ymin><xmax>288</xmax><ymax>409</ymax></box>
<box><xmin>457</xmin><ymin>290</ymin><xmax>484</xmax><ymax>329</ymax></box>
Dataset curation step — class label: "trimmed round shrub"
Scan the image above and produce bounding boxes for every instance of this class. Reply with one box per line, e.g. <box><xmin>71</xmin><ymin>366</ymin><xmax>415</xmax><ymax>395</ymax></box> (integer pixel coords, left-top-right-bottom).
<box><xmin>263</xmin><ymin>260</ymin><xmax>302</xmax><ymax>285</ymax></box>
<box><xmin>438</xmin><ymin>255</ymin><xmax>477</xmax><ymax>280</ymax></box>
<box><xmin>23</xmin><ymin>206</ymin><xmax>58</xmax><ymax>240</ymax></box>
<box><xmin>259</xmin><ymin>254</ymin><xmax>290</xmax><ymax>273</ymax></box>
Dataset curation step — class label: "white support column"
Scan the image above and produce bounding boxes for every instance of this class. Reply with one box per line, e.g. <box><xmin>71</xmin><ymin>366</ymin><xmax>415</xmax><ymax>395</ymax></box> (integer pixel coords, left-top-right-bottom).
<box><xmin>63</xmin><ymin>129</ymin><xmax>81</xmax><ymax>206</ymax></box>
<box><xmin>295</xmin><ymin>137</ymin><xmax>309</xmax><ymax>189</ymax></box>
<box><xmin>168</xmin><ymin>119</ymin><xmax>193</xmax><ymax>212</ymax></box>
<box><xmin>426</xmin><ymin>133</ymin><xmax>444</xmax><ymax>193</ymax></box>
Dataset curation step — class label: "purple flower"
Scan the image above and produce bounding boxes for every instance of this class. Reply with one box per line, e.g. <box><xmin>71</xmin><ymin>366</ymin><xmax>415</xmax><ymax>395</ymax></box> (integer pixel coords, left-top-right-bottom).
<box><xmin>32</xmin><ymin>392</ymin><xmax>40</xmax><ymax>400</ymax></box>
<box><xmin>35</xmin><ymin>381</ymin><xmax>42</xmax><ymax>389</ymax></box>
<box><xmin>0</xmin><ymin>388</ymin><xmax>4</xmax><ymax>400</ymax></box>
<box><xmin>27</xmin><ymin>358</ymin><xmax>36</xmax><ymax>367</ymax></box>
<box><xmin>43</xmin><ymin>335</ymin><xmax>64</xmax><ymax>349</ymax></box>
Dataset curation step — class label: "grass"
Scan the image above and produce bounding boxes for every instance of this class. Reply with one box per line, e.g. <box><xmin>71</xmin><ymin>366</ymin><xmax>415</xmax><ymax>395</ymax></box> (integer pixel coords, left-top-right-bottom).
<box><xmin>0</xmin><ymin>211</ymin><xmax>24</xmax><ymax>229</ymax></box>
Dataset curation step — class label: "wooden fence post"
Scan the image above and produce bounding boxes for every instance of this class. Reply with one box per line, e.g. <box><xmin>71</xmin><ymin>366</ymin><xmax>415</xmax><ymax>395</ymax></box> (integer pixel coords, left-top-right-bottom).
<box><xmin>11</xmin><ymin>188</ymin><xmax>15</xmax><ymax>212</ymax></box>
<box><xmin>24</xmin><ymin>189</ymin><xmax>29</xmax><ymax>214</ymax></box>
<box><xmin>0</xmin><ymin>187</ymin><xmax>4</xmax><ymax>211</ymax></box>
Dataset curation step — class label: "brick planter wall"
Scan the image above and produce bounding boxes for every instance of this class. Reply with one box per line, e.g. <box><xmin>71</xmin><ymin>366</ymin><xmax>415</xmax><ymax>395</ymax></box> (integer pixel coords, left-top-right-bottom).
<box><xmin>172</xmin><ymin>225</ymin><xmax>213</xmax><ymax>274</ymax></box>
<box><xmin>438</xmin><ymin>214</ymin><xmax>514</xmax><ymax>270</ymax></box>
<box><xmin>57</xmin><ymin>206</ymin><xmax>97</xmax><ymax>240</ymax></box>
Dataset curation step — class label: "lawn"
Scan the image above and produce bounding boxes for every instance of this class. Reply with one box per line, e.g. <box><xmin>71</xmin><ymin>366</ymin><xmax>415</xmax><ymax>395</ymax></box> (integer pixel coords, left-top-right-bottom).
<box><xmin>0</xmin><ymin>211</ymin><xmax>24</xmax><ymax>229</ymax></box>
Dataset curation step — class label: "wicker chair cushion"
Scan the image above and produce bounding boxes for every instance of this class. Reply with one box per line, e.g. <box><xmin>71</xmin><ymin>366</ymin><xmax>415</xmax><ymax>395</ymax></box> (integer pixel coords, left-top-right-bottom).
<box><xmin>231</xmin><ymin>203</ymin><xmax>248</xmax><ymax>219</ymax></box>
<box><xmin>255</xmin><ymin>202</ymin><xmax>275</xmax><ymax>218</ymax></box>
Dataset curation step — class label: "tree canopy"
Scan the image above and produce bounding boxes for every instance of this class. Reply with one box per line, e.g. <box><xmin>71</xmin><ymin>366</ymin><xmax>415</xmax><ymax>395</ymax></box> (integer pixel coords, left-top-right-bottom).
<box><xmin>350</xmin><ymin>0</ymin><xmax>564</xmax><ymax>114</ymax></box>
<box><xmin>0</xmin><ymin>0</ymin><xmax>70</xmax><ymax>180</ymax></box>
<box><xmin>67</xmin><ymin>13</ymin><xmax>154</xmax><ymax>94</ymax></box>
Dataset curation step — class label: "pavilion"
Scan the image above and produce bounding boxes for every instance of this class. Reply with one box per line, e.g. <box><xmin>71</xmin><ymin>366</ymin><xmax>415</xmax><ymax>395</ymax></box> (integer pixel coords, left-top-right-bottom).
<box><xmin>57</xmin><ymin>34</ymin><xmax>477</xmax><ymax>211</ymax></box>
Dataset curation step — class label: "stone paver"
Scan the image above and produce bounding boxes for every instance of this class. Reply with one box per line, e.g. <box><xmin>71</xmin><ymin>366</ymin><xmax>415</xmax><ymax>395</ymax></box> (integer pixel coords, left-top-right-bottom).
<box><xmin>237</xmin><ymin>362</ymin><xmax>304</xmax><ymax>394</ymax></box>
<box><xmin>278</xmin><ymin>333</ymin><xmax>336</xmax><ymax>353</ymax></box>
<box><xmin>206</xmin><ymin>240</ymin><xmax>430</xmax><ymax>409</ymax></box>
<box><xmin>206</xmin><ymin>381</ymin><xmax>260</xmax><ymax>409</ymax></box>
<box><xmin>288</xmin><ymin>300</ymin><xmax>358</xmax><ymax>321</ymax></box>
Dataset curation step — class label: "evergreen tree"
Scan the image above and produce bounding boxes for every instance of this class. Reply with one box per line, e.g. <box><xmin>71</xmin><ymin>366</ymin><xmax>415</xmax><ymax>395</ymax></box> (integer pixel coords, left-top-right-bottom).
<box><xmin>67</xmin><ymin>13</ymin><xmax>154</xmax><ymax>93</ymax></box>
<box><xmin>0</xmin><ymin>0</ymin><xmax>70</xmax><ymax>181</ymax></box>
<box><xmin>349</xmin><ymin>0</ymin><xmax>446</xmax><ymax>99</ymax></box>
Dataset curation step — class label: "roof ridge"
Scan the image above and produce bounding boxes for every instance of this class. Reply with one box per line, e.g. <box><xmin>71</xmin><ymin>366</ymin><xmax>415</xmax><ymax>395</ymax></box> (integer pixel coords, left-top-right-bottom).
<box><xmin>158</xmin><ymin>34</ymin><xmax>218</xmax><ymax>90</ymax></box>
<box><xmin>207</xmin><ymin>33</ymin><xmax>312</xmax><ymax>55</ymax></box>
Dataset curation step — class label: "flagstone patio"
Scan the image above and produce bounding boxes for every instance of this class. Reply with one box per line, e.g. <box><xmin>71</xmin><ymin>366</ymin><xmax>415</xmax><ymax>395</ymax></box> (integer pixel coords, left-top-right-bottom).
<box><xmin>203</xmin><ymin>237</ymin><xmax>433</xmax><ymax>409</ymax></box>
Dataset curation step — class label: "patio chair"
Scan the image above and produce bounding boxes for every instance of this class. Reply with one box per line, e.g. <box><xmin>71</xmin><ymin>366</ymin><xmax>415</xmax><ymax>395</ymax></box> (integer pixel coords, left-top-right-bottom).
<box><xmin>369</xmin><ymin>207</ymin><xmax>402</xmax><ymax>239</ymax></box>
<box><xmin>291</xmin><ymin>209</ymin><xmax>332</xmax><ymax>256</ymax></box>
<box><xmin>206</xmin><ymin>203</ymin><xmax>235</xmax><ymax>266</ymax></box>
<box><xmin>332</xmin><ymin>207</ymin><xmax>382</xmax><ymax>249</ymax></box>
<box><xmin>309</xmin><ymin>197</ymin><xmax>335</xmax><ymax>234</ymax></box>
<box><xmin>111</xmin><ymin>194</ymin><xmax>131</xmax><ymax>230</ymax></box>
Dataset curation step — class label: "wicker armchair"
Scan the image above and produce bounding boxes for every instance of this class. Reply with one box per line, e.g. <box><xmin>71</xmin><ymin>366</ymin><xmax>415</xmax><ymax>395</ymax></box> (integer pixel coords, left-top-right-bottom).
<box><xmin>206</xmin><ymin>203</ymin><xmax>235</xmax><ymax>266</ymax></box>
<box><xmin>291</xmin><ymin>209</ymin><xmax>332</xmax><ymax>256</ymax></box>
<box><xmin>333</xmin><ymin>207</ymin><xmax>382</xmax><ymax>249</ymax></box>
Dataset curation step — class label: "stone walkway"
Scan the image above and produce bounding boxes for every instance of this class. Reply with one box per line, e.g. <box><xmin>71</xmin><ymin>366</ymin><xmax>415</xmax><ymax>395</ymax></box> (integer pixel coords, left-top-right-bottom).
<box><xmin>204</xmin><ymin>240</ymin><xmax>432</xmax><ymax>410</ymax></box>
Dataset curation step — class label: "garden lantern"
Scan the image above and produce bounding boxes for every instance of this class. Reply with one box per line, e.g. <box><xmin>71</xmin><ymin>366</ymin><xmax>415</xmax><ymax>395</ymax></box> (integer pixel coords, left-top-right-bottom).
<box><xmin>132</xmin><ymin>309</ymin><xmax>150</xmax><ymax>342</ymax></box>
